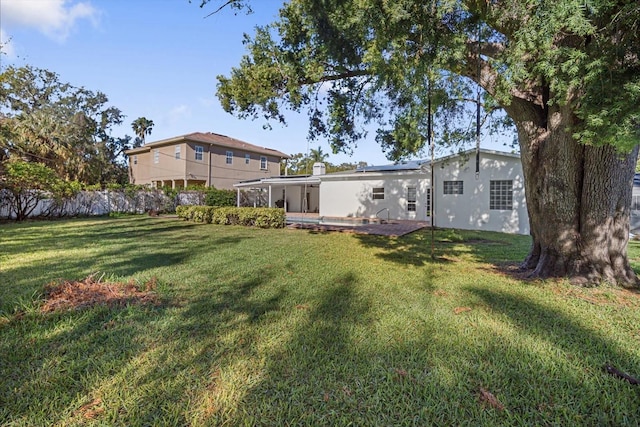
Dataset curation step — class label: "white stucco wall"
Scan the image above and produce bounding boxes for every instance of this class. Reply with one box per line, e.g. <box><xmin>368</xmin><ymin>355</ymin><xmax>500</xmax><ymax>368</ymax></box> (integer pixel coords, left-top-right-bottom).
<box><xmin>432</xmin><ymin>152</ymin><xmax>529</xmax><ymax>235</ymax></box>
<box><xmin>319</xmin><ymin>150</ymin><xmax>530</xmax><ymax>235</ymax></box>
<box><xmin>320</xmin><ymin>171</ymin><xmax>431</xmax><ymax>221</ymax></box>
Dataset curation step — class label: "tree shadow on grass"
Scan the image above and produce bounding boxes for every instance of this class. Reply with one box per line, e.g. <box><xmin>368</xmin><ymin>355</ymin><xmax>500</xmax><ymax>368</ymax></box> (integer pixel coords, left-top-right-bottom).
<box><xmin>201</xmin><ymin>272</ymin><xmax>640</xmax><ymax>425</ymax></box>
<box><xmin>0</xmin><ymin>267</ymin><xmax>278</xmax><ymax>426</ymax></box>
<box><xmin>0</xmin><ymin>304</ymin><xmax>167</xmax><ymax>426</ymax></box>
<box><xmin>0</xmin><ymin>217</ymin><xmax>197</xmax><ymax>255</ymax></box>
<box><xmin>463</xmin><ymin>286</ymin><xmax>640</xmax><ymax>421</ymax></box>
<box><xmin>353</xmin><ymin>228</ymin><xmax>531</xmax><ymax>268</ymax></box>
<box><xmin>0</xmin><ymin>220</ymin><xmax>249</xmax><ymax>313</ymax></box>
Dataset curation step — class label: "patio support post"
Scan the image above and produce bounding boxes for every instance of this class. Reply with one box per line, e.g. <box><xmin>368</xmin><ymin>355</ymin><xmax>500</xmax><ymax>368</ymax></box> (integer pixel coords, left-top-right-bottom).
<box><xmin>236</xmin><ymin>188</ymin><xmax>240</xmax><ymax>207</ymax></box>
<box><xmin>268</xmin><ymin>184</ymin><xmax>272</xmax><ymax>207</ymax></box>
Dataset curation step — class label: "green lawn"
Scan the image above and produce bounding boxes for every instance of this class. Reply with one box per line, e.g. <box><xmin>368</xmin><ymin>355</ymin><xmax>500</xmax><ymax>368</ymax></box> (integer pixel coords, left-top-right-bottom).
<box><xmin>1</xmin><ymin>217</ymin><xmax>639</xmax><ymax>426</ymax></box>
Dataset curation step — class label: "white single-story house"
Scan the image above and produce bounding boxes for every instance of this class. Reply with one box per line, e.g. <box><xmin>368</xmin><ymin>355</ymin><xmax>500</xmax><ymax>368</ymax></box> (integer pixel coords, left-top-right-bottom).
<box><xmin>234</xmin><ymin>149</ymin><xmax>530</xmax><ymax>235</ymax></box>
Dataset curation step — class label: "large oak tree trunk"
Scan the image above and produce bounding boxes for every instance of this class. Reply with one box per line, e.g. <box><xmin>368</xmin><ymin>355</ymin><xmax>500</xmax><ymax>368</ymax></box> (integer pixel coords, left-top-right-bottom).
<box><xmin>515</xmin><ymin>102</ymin><xmax>639</xmax><ymax>287</ymax></box>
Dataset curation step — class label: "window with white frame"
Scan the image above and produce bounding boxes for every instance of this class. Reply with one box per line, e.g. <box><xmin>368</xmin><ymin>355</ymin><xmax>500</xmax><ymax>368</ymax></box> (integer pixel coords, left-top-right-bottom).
<box><xmin>175</xmin><ymin>146</ymin><xmax>181</xmax><ymax>160</ymax></box>
<box><xmin>260</xmin><ymin>156</ymin><xmax>267</xmax><ymax>170</ymax></box>
<box><xmin>133</xmin><ymin>155</ymin><xmax>138</xmax><ymax>165</ymax></box>
<box><xmin>245</xmin><ymin>154</ymin><xmax>251</xmax><ymax>164</ymax></box>
<box><xmin>195</xmin><ymin>145</ymin><xmax>203</xmax><ymax>161</ymax></box>
<box><xmin>153</xmin><ymin>149</ymin><xmax>159</xmax><ymax>164</ymax></box>
<box><xmin>490</xmin><ymin>180</ymin><xmax>513</xmax><ymax>210</ymax></box>
<box><xmin>407</xmin><ymin>187</ymin><xmax>417</xmax><ymax>212</ymax></box>
<box><xmin>443</xmin><ymin>180</ymin><xmax>463</xmax><ymax>195</ymax></box>
<box><xmin>226</xmin><ymin>151</ymin><xmax>233</xmax><ymax>164</ymax></box>
<box><xmin>372</xmin><ymin>187</ymin><xmax>384</xmax><ymax>200</ymax></box>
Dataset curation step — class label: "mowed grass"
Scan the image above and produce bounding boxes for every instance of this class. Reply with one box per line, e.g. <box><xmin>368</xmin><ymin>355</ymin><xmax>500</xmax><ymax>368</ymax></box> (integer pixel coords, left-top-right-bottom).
<box><xmin>1</xmin><ymin>217</ymin><xmax>639</xmax><ymax>426</ymax></box>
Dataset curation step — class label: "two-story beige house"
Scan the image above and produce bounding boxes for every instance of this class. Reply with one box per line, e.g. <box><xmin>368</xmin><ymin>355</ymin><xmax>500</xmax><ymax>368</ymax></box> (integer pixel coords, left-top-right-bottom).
<box><xmin>125</xmin><ymin>132</ymin><xmax>290</xmax><ymax>190</ymax></box>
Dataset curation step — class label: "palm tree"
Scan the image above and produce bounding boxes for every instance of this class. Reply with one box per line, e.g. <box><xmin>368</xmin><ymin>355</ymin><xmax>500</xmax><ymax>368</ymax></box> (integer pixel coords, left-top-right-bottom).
<box><xmin>131</xmin><ymin>117</ymin><xmax>154</xmax><ymax>144</ymax></box>
<box><xmin>309</xmin><ymin>146</ymin><xmax>329</xmax><ymax>163</ymax></box>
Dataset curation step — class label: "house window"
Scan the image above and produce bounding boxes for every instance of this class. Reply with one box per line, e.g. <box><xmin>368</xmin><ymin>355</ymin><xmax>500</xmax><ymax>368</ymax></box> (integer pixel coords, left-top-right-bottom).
<box><xmin>175</xmin><ymin>146</ymin><xmax>181</xmax><ymax>160</ymax></box>
<box><xmin>443</xmin><ymin>180</ymin><xmax>463</xmax><ymax>195</ymax></box>
<box><xmin>154</xmin><ymin>149</ymin><xmax>159</xmax><ymax>164</ymax></box>
<box><xmin>490</xmin><ymin>180</ymin><xmax>513</xmax><ymax>210</ymax></box>
<box><xmin>195</xmin><ymin>145</ymin><xmax>203</xmax><ymax>161</ymax></box>
<box><xmin>260</xmin><ymin>156</ymin><xmax>267</xmax><ymax>170</ymax></box>
<box><xmin>133</xmin><ymin>155</ymin><xmax>138</xmax><ymax>165</ymax></box>
<box><xmin>407</xmin><ymin>187</ymin><xmax>417</xmax><ymax>212</ymax></box>
<box><xmin>226</xmin><ymin>151</ymin><xmax>233</xmax><ymax>164</ymax></box>
<box><xmin>372</xmin><ymin>187</ymin><xmax>384</xmax><ymax>200</ymax></box>
<box><xmin>245</xmin><ymin>154</ymin><xmax>251</xmax><ymax>164</ymax></box>
<box><xmin>426</xmin><ymin>188</ymin><xmax>431</xmax><ymax>217</ymax></box>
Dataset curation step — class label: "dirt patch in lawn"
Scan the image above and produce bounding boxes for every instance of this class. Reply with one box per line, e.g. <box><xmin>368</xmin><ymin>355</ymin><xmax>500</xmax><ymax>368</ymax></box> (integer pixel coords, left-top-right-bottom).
<box><xmin>41</xmin><ymin>274</ymin><xmax>160</xmax><ymax>313</ymax></box>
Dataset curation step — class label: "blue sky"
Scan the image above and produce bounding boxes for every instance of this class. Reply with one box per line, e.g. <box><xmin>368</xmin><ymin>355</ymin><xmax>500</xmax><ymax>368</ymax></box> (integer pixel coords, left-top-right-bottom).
<box><xmin>0</xmin><ymin>0</ymin><xmax>512</xmax><ymax>165</ymax></box>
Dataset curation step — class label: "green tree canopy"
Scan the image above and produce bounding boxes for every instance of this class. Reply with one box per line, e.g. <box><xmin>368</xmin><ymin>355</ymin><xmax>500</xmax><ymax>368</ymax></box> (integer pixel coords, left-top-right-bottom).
<box><xmin>0</xmin><ymin>65</ymin><xmax>133</xmax><ymax>185</ymax></box>
<box><xmin>213</xmin><ymin>0</ymin><xmax>639</xmax><ymax>157</ymax></box>
<box><xmin>283</xmin><ymin>151</ymin><xmax>367</xmax><ymax>175</ymax></box>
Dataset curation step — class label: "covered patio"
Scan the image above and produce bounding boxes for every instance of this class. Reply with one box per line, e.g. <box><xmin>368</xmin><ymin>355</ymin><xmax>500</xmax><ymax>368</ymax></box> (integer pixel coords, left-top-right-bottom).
<box><xmin>234</xmin><ymin>175</ymin><xmax>321</xmax><ymax>214</ymax></box>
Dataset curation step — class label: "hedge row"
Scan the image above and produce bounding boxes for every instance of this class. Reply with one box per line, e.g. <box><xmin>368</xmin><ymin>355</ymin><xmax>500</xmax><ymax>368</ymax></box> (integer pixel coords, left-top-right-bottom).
<box><xmin>176</xmin><ymin>206</ymin><xmax>286</xmax><ymax>228</ymax></box>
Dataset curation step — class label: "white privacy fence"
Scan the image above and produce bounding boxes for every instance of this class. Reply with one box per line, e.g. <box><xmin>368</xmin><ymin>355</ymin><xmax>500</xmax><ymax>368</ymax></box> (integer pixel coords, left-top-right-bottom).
<box><xmin>0</xmin><ymin>189</ymin><xmax>207</xmax><ymax>220</ymax></box>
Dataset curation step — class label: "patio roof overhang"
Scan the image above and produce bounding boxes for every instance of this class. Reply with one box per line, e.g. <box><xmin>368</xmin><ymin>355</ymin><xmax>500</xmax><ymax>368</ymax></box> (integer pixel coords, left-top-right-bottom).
<box><xmin>234</xmin><ymin>175</ymin><xmax>321</xmax><ymax>189</ymax></box>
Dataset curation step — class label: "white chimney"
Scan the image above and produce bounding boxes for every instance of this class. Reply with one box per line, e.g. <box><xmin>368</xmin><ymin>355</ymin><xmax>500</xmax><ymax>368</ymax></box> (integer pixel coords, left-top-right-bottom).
<box><xmin>312</xmin><ymin>162</ymin><xmax>326</xmax><ymax>175</ymax></box>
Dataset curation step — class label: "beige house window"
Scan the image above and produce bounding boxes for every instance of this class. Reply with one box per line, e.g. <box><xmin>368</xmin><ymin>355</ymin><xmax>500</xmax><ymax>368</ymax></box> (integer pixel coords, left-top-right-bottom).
<box><xmin>195</xmin><ymin>145</ymin><xmax>203</xmax><ymax>161</ymax></box>
<box><xmin>245</xmin><ymin>154</ymin><xmax>251</xmax><ymax>164</ymax></box>
<box><xmin>260</xmin><ymin>156</ymin><xmax>267</xmax><ymax>170</ymax></box>
<box><xmin>154</xmin><ymin>149</ymin><xmax>159</xmax><ymax>164</ymax></box>
<box><xmin>175</xmin><ymin>146</ymin><xmax>181</xmax><ymax>160</ymax></box>
<box><xmin>133</xmin><ymin>155</ymin><xmax>138</xmax><ymax>165</ymax></box>
<box><xmin>226</xmin><ymin>151</ymin><xmax>233</xmax><ymax>164</ymax></box>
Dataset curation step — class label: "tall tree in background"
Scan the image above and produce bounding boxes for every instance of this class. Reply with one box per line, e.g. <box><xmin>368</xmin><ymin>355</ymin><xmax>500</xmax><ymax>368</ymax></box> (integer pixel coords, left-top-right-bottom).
<box><xmin>131</xmin><ymin>117</ymin><xmax>154</xmax><ymax>145</ymax></box>
<box><xmin>0</xmin><ymin>65</ymin><xmax>131</xmax><ymax>185</ymax></box>
<box><xmin>283</xmin><ymin>151</ymin><xmax>366</xmax><ymax>175</ymax></box>
<box><xmin>309</xmin><ymin>146</ymin><xmax>329</xmax><ymax>163</ymax></box>
<box><xmin>205</xmin><ymin>0</ymin><xmax>640</xmax><ymax>286</ymax></box>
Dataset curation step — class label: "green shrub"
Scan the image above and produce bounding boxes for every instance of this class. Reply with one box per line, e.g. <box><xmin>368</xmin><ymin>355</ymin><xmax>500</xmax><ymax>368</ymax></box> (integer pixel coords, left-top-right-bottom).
<box><xmin>192</xmin><ymin>206</ymin><xmax>215</xmax><ymax>223</ymax></box>
<box><xmin>252</xmin><ymin>208</ymin><xmax>287</xmax><ymax>228</ymax></box>
<box><xmin>176</xmin><ymin>205</ymin><xmax>189</xmax><ymax>220</ymax></box>
<box><xmin>181</xmin><ymin>206</ymin><xmax>285</xmax><ymax>228</ymax></box>
<box><xmin>205</xmin><ymin>187</ymin><xmax>236</xmax><ymax>207</ymax></box>
<box><xmin>176</xmin><ymin>206</ymin><xmax>215</xmax><ymax>223</ymax></box>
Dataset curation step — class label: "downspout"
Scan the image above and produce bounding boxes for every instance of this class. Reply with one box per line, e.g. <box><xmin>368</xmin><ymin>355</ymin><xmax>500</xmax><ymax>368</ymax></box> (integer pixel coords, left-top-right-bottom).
<box><xmin>208</xmin><ymin>144</ymin><xmax>212</xmax><ymax>187</ymax></box>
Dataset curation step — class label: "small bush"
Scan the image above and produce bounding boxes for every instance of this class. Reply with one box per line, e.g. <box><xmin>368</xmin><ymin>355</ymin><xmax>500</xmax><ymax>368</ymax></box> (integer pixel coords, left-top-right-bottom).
<box><xmin>176</xmin><ymin>205</ymin><xmax>189</xmax><ymax>220</ymax></box>
<box><xmin>205</xmin><ymin>187</ymin><xmax>236</xmax><ymax>207</ymax></box>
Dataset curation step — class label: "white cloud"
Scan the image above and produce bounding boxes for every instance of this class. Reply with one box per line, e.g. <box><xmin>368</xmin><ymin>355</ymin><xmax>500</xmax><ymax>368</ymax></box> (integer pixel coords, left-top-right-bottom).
<box><xmin>165</xmin><ymin>105</ymin><xmax>192</xmax><ymax>126</ymax></box>
<box><xmin>0</xmin><ymin>0</ymin><xmax>99</xmax><ymax>42</ymax></box>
